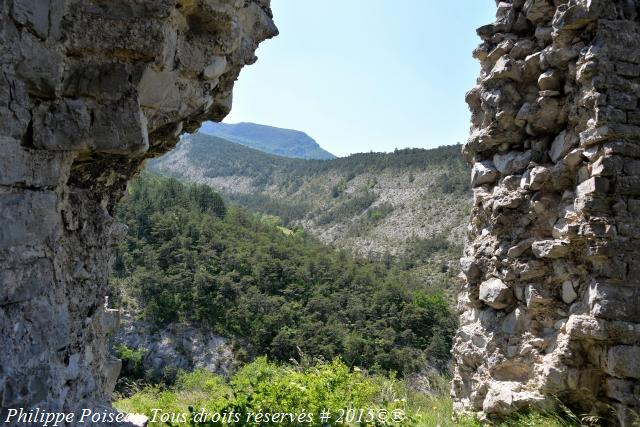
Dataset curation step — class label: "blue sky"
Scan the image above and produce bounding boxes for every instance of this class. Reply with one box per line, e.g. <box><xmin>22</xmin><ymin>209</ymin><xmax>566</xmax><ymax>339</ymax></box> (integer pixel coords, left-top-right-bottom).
<box><xmin>224</xmin><ymin>1</ymin><xmax>496</xmax><ymax>157</ymax></box>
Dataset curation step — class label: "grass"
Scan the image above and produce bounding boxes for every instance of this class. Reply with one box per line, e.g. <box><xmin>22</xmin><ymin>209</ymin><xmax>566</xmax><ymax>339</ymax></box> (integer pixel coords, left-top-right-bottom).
<box><xmin>276</xmin><ymin>226</ymin><xmax>294</xmax><ymax>236</ymax></box>
<box><xmin>113</xmin><ymin>358</ymin><xmax>594</xmax><ymax>427</ymax></box>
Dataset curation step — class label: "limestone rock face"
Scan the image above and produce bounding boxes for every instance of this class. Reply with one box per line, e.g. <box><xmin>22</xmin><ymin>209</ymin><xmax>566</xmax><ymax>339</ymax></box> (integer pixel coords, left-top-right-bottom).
<box><xmin>0</xmin><ymin>0</ymin><xmax>276</xmax><ymax>422</ymax></box>
<box><xmin>114</xmin><ymin>315</ymin><xmax>236</xmax><ymax>381</ymax></box>
<box><xmin>454</xmin><ymin>1</ymin><xmax>640</xmax><ymax>424</ymax></box>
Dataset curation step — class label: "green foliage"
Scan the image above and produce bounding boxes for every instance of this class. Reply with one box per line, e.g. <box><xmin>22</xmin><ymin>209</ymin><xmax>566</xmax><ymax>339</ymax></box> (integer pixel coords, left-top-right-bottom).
<box><xmin>316</xmin><ymin>190</ymin><xmax>377</xmax><ymax>225</ymax></box>
<box><xmin>114</xmin><ymin>344</ymin><xmax>147</xmax><ymax>380</ymax></box>
<box><xmin>111</xmin><ymin>174</ymin><xmax>457</xmax><ymax>376</ymax></box>
<box><xmin>435</xmin><ymin>172</ymin><xmax>470</xmax><ymax>194</ymax></box>
<box><xmin>406</xmin><ymin>235</ymin><xmax>461</xmax><ymax>263</ymax></box>
<box><xmin>115</xmin><ymin>358</ymin><xmax>436</xmax><ymax>426</ymax></box>
<box><xmin>367</xmin><ymin>203</ymin><xmax>394</xmax><ymax>223</ymax></box>
<box><xmin>331</xmin><ymin>181</ymin><xmax>347</xmax><ymax>198</ymax></box>
<box><xmin>225</xmin><ymin>192</ymin><xmax>311</xmax><ymax>226</ymax></box>
<box><xmin>114</xmin><ymin>358</ymin><xmax>585</xmax><ymax>427</ymax></box>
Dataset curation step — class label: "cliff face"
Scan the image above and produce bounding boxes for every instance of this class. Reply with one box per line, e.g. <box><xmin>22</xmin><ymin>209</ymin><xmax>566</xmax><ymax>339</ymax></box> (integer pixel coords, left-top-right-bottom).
<box><xmin>0</xmin><ymin>0</ymin><xmax>276</xmax><ymax>420</ymax></box>
<box><xmin>454</xmin><ymin>0</ymin><xmax>640</xmax><ymax>424</ymax></box>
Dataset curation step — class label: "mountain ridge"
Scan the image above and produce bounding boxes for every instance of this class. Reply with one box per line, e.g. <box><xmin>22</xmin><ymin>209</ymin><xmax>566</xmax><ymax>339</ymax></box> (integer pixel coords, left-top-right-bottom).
<box><xmin>149</xmin><ymin>132</ymin><xmax>471</xmax><ymax>262</ymax></box>
<box><xmin>199</xmin><ymin>121</ymin><xmax>336</xmax><ymax>160</ymax></box>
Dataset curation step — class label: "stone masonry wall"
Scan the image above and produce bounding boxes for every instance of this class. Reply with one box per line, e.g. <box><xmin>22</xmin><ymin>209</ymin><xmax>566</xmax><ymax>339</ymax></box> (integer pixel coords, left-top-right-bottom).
<box><xmin>0</xmin><ymin>0</ymin><xmax>276</xmax><ymax>423</ymax></box>
<box><xmin>453</xmin><ymin>0</ymin><xmax>640</xmax><ymax>425</ymax></box>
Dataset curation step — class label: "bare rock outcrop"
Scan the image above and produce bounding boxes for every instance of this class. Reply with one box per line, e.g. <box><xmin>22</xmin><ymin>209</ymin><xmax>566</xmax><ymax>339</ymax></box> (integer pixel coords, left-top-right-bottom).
<box><xmin>0</xmin><ymin>0</ymin><xmax>276</xmax><ymax>422</ymax></box>
<box><xmin>454</xmin><ymin>1</ymin><xmax>640</xmax><ymax>424</ymax></box>
<box><xmin>114</xmin><ymin>315</ymin><xmax>236</xmax><ymax>382</ymax></box>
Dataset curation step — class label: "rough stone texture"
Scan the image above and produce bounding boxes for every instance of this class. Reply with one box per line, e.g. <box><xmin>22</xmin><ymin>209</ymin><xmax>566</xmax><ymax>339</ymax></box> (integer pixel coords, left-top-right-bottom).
<box><xmin>454</xmin><ymin>1</ymin><xmax>640</xmax><ymax>424</ymax></box>
<box><xmin>114</xmin><ymin>315</ymin><xmax>236</xmax><ymax>381</ymax></box>
<box><xmin>479</xmin><ymin>278</ymin><xmax>515</xmax><ymax>310</ymax></box>
<box><xmin>0</xmin><ymin>0</ymin><xmax>276</xmax><ymax>423</ymax></box>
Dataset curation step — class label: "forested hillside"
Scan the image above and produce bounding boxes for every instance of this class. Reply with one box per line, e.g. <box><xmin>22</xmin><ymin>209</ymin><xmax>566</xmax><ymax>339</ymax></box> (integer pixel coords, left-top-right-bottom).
<box><xmin>110</xmin><ymin>175</ymin><xmax>571</xmax><ymax>427</ymax></box>
<box><xmin>111</xmin><ymin>174</ymin><xmax>458</xmax><ymax>376</ymax></box>
<box><xmin>150</xmin><ymin>133</ymin><xmax>472</xmax><ymax>262</ymax></box>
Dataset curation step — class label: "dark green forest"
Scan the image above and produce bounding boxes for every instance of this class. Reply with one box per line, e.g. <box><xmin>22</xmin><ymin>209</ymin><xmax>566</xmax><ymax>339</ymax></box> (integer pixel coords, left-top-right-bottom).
<box><xmin>111</xmin><ymin>174</ymin><xmax>457</xmax><ymax>376</ymax></box>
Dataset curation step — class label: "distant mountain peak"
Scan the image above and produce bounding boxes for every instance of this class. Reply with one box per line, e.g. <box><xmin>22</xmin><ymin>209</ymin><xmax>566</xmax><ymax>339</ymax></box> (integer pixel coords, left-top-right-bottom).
<box><xmin>198</xmin><ymin>121</ymin><xmax>336</xmax><ymax>160</ymax></box>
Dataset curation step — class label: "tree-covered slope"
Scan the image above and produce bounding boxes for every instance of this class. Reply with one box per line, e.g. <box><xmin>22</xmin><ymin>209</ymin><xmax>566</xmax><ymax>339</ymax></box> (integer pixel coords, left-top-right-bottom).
<box><xmin>149</xmin><ymin>133</ymin><xmax>472</xmax><ymax>262</ymax></box>
<box><xmin>111</xmin><ymin>174</ymin><xmax>458</xmax><ymax>376</ymax></box>
<box><xmin>199</xmin><ymin>121</ymin><xmax>336</xmax><ymax>160</ymax></box>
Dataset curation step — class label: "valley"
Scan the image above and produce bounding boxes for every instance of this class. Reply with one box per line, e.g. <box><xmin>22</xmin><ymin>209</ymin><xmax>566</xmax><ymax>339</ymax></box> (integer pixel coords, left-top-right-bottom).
<box><xmin>150</xmin><ymin>132</ymin><xmax>472</xmax><ymax>264</ymax></box>
<box><xmin>109</xmin><ymin>133</ymin><xmax>474</xmax><ymax>424</ymax></box>
<box><xmin>3</xmin><ymin>0</ymin><xmax>636</xmax><ymax>424</ymax></box>
<box><xmin>110</xmin><ymin>173</ymin><xmax>458</xmax><ymax>382</ymax></box>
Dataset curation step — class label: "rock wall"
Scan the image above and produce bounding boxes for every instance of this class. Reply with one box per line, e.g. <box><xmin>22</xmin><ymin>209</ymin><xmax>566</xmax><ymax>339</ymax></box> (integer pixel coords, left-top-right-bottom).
<box><xmin>453</xmin><ymin>0</ymin><xmax>640</xmax><ymax>424</ymax></box>
<box><xmin>114</xmin><ymin>315</ymin><xmax>236</xmax><ymax>382</ymax></box>
<box><xmin>0</xmin><ymin>0</ymin><xmax>276</xmax><ymax>422</ymax></box>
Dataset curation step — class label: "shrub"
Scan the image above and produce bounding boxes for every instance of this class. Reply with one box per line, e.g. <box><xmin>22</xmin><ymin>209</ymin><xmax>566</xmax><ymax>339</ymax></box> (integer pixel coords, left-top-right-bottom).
<box><xmin>112</xmin><ymin>174</ymin><xmax>458</xmax><ymax>377</ymax></box>
<box><xmin>114</xmin><ymin>343</ymin><xmax>146</xmax><ymax>380</ymax></box>
<box><xmin>116</xmin><ymin>358</ymin><xmax>426</xmax><ymax>426</ymax></box>
<box><xmin>115</xmin><ymin>358</ymin><xmax>585</xmax><ymax>426</ymax></box>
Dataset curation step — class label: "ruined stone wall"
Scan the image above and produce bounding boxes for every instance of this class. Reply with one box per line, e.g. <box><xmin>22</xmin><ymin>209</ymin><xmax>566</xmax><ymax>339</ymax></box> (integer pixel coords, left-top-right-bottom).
<box><xmin>0</xmin><ymin>0</ymin><xmax>276</xmax><ymax>422</ymax></box>
<box><xmin>453</xmin><ymin>0</ymin><xmax>640</xmax><ymax>424</ymax></box>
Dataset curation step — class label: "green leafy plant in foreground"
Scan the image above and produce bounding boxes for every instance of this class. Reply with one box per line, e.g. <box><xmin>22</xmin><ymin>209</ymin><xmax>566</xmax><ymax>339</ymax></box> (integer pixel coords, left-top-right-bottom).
<box><xmin>115</xmin><ymin>358</ymin><xmax>590</xmax><ymax>427</ymax></box>
<box><xmin>115</xmin><ymin>357</ymin><xmax>445</xmax><ymax>426</ymax></box>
